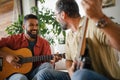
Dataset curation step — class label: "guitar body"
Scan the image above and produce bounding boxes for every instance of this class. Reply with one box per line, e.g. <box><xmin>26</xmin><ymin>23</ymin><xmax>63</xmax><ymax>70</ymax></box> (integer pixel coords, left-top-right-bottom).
<box><xmin>0</xmin><ymin>47</ymin><xmax>33</xmax><ymax>80</ymax></box>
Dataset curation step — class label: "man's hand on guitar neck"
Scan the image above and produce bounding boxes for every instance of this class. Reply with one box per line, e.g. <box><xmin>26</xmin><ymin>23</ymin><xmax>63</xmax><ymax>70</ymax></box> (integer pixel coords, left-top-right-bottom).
<box><xmin>50</xmin><ymin>52</ymin><xmax>62</xmax><ymax>63</ymax></box>
<box><xmin>6</xmin><ymin>54</ymin><xmax>21</xmax><ymax>69</ymax></box>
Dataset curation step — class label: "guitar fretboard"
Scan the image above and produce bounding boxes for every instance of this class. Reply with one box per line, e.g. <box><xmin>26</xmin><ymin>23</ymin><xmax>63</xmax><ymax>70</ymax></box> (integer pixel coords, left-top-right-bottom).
<box><xmin>19</xmin><ymin>54</ymin><xmax>65</xmax><ymax>64</ymax></box>
<box><xmin>19</xmin><ymin>55</ymin><xmax>53</xmax><ymax>64</ymax></box>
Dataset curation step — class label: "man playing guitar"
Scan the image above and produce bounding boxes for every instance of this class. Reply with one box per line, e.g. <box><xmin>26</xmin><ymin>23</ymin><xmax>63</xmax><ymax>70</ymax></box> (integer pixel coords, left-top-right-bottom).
<box><xmin>0</xmin><ymin>14</ymin><xmax>61</xmax><ymax>80</ymax></box>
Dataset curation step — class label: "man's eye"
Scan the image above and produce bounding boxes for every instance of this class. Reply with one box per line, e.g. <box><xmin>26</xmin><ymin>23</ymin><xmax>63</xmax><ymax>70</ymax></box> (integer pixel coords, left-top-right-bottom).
<box><xmin>29</xmin><ymin>24</ymin><xmax>34</xmax><ymax>26</ymax></box>
<box><xmin>36</xmin><ymin>24</ymin><xmax>38</xmax><ymax>26</ymax></box>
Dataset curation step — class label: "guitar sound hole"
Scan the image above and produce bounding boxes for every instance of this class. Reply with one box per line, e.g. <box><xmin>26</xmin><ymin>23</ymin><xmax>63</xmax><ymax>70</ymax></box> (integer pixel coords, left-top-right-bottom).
<box><xmin>18</xmin><ymin>56</ymin><xmax>24</xmax><ymax>64</ymax></box>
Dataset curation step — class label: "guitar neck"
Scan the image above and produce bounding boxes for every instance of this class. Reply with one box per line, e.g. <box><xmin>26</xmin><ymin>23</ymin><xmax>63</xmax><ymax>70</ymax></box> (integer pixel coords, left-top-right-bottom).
<box><xmin>20</xmin><ymin>55</ymin><xmax>53</xmax><ymax>63</ymax></box>
<box><xmin>19</xmin><ymin>53</ymin><xmax>65</xmax><ymax>64</ymax></box>
<box><xmin>75</xmin><ymin>17</ymin><xmax>88</xmax><ymax>70</ymax></box>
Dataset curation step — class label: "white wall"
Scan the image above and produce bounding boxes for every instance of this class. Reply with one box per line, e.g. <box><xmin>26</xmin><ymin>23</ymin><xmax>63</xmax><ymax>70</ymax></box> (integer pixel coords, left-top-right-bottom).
<box><xmin>76</xmin><ymin>0</ymin><xmax>120</xmax><ymax>23</ymax></box>
<box><xmin>22</xmin><ymin>0</ymin><xmax>120</xmax><ymax>23</ymax></box>
<box><xmin>22</xmin><ymin>0</ymin><xmax>35</xmax><ymax>15</ymax></box>
<box><xmin>103</xmin><ymin>0</ymin><xmax>120</xmax><ymax>23</ymax></box>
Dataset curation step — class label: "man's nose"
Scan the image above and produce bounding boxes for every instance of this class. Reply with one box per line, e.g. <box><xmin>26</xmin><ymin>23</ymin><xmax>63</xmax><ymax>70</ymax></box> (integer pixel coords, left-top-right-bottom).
<box><xmin>33</xmin><ymin>25</ymin><xmax>38</xmax><ymax>29</ymax></box>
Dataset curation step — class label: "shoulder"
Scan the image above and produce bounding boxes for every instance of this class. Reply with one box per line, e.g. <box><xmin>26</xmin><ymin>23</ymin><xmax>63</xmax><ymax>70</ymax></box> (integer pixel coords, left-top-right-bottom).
<box><xmin>79</xmin><ymin>16</ymin><xmax>87</xmax><ymax>26</ymax></box>
<box><xmin>66</xmin><ymin>30</ymin><xmax>72</xmax><ymax>41</ymax></box>
<box><xmin>3</xmin><ymin>33</ymin><xmax>24</xmax><ymax>40</ymax></box>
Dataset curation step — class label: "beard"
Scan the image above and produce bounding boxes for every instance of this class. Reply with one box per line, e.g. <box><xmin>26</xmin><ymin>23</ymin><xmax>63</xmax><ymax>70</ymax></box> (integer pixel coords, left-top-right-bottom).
<box><xmin>27</xmin><ymin>30</ymin><xmax>38</xmax><ymax>39</ymax></box>
<box><xmin>60</xmin><ymin>22</ymin><xmax>68</xmax><ymax>30</ymax></box>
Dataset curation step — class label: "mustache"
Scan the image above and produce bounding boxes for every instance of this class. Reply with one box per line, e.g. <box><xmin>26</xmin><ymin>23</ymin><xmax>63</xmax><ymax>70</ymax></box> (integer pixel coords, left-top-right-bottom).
<box><xmin>27</xmin><ymin>31</ymin><xmax>37</xmax><ymax>39</ymax></box>
<box><xmin>30</xmin><ymin>29</ymin><xmax>38</xmax><ymax>31</ymax></box>
<box><xmin>60</xmin><ymin>24</ymin><xmax>68</xmax><ymax>30</ymax></box>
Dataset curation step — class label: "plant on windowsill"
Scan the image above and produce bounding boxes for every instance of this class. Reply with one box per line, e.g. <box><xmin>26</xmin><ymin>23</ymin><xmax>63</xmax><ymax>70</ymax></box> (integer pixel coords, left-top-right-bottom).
<box><xmin>5</xmin><ymin>0</ymin><xmax>66</xmax><ymax>45</ymax></box>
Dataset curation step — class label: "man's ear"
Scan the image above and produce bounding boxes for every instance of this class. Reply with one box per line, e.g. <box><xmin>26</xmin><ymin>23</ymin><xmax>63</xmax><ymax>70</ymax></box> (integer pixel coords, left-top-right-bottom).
<box><xmin>60</xmin><ymin>11</ymin><xmax>67</xmax><ymax>19</ymax></box>
<box><xmin>22</xmin><ymin>25</ymin><xmax>25</xmax><ymax>29</ymax></box>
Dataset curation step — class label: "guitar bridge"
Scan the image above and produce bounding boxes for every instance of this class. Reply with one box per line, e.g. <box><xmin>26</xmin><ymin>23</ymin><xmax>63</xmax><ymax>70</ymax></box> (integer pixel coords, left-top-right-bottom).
<box><xmin>0</xmin><ymin>57</ymin><xmax>3</xmax><ymax>71</ymax></box>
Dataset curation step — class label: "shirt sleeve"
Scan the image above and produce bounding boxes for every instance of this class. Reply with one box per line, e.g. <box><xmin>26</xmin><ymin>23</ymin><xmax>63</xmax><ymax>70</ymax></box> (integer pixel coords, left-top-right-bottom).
<box><xmin>87</xmin><ymin>20</ymin><xmax>109</xmax><ymax>46</ymax></box>
<box><xmin>65</xmin><ymin>33</ymin><xmax>72</xmax><ymax>60</ymax></box>
<box><xmin>0</xmin><ymin>36</ymin><xmax>15</xmax><ymax>48</ymax></box>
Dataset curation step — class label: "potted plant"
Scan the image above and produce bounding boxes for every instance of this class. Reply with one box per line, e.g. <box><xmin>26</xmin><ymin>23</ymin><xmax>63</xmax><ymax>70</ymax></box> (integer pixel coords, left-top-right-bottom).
<box><xmin>5</xmin><ymin>0</ymin><xmax>66</xmax><ymax>45</ymax></box>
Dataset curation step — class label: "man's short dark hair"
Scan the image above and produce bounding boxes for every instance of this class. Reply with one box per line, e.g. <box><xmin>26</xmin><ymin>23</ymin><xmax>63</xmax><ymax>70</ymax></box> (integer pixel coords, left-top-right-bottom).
<box><xmin>56</xmin><ymin>0</ymin><xmax>80</xmax><ymax>18</ymax></box>
<box><xmin>23</xmin><ymin>14</ymin><xmax>38</xmax><ymax>24</ymax></box>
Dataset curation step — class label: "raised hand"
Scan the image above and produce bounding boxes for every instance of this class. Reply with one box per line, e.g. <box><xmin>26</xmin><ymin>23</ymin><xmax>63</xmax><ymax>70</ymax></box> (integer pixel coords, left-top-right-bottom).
<box><xmin>81</xmin><ymin>0</ymin><xmax>104</xmax><ymax>22</ymax></box>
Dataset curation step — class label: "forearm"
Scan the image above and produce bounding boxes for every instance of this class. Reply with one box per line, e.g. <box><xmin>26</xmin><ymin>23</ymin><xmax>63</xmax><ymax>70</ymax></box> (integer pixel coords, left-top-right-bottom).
<box><xmin>81</xmin><ymin>0</ymin><xmax>120</xmax><ymax>51</ymax></box>
<box><xmin>92</xmin><ymin>15</ymin><xmax>120</xmax><ymax>51</ymax></box>
<box><xmin>0</xmin><ymin>51</ymin><xmax>8</xmax><ymax>58</ymax></box>
<box><xmin>66</xmin><ymin>60</ymin><xmax>73</xmax><ymax>77</ymax></box>
<box><xmin>66</xmin><ymin>60</ymin><xmax>73</xmax><ymax>68</ymax></box>
<box><xmin>0</xmin><ymin>47</ymin><xmax>11</xmax><ymax>58</ymax></box>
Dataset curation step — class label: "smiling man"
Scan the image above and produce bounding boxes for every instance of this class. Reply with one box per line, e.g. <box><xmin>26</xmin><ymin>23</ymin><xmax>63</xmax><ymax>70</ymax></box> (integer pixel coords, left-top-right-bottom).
<box><xmin>0</xmin><ymin>14</ymin><xmax>59</xmax><ymax>80</ymax></box>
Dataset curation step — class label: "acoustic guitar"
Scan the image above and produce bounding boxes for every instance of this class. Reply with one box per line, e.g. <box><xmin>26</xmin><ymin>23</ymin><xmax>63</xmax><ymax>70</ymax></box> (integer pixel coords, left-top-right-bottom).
<box><xmin>0</xmin><ymin>47</ymin><xmax>65</xmax><ymax>80</ymax></box>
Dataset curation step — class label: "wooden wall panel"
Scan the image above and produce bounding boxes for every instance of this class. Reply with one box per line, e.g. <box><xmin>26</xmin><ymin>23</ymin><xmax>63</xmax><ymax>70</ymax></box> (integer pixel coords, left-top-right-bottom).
<box><xmin>0</xmin><ymin>0</ymin><xmax>13</xmax><ymax>15</ymax></box>
<box><xmin>0</xmin><ymin>0</ymin><xmax>14</xmax><ymax>37</ymax></box>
